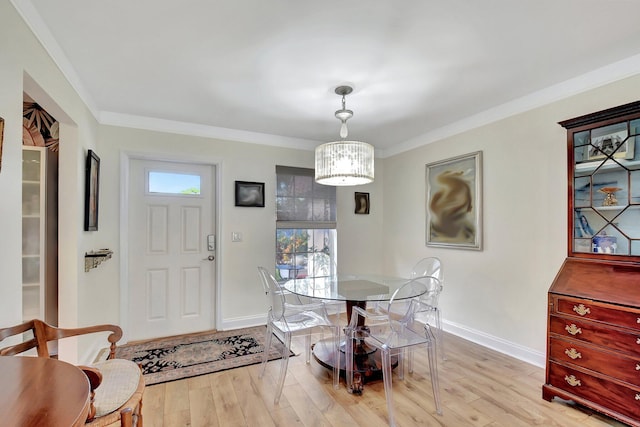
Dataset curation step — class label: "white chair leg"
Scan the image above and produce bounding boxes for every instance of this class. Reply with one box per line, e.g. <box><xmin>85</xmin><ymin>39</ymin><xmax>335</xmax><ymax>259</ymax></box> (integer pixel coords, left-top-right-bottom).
<box><xmin>345</xmin><ymin>325</ymin><xmax>355</xmax><ymax>393</ymax></box>
<box><xmin>425</xmin><ymin>325</ymin><xmax>443</xmax><ymax>415</ymax></box>
<box><xmin>408</xmin><ymin>346</ymin><xmax>414</xmax><ymax>374</ymax></box>
<box><xmin>274</xmin><ymin>332</ymin><xmax>292</xmax><ymax>405</ymax></box>
<box><xmin>435</xmin><ymin>308</ymin><xmax>445</xmax><ymax>360</ymax></box>
<box><xmin>381</xmin><ymin>348</ymin><xmax>397</xmax><ymax>427</ymax></box>
<box><xmin>397</xmin><ymin>348</ymin><xmax>405</xmax><ymax>380</ymax></box>
<box><xmin>305</xmin><ymin>332</ymin><xmax>312</xmax><ymax>364</ymax></box>
<box><xmin>260</xmin><ymin>324</ymin><xmax>273</xmax><ymax>378</ymax></box>
<box><xmin>332</xmin><ymin>325</ymin><xmax>340</xmax><ymax>389</ymax></box>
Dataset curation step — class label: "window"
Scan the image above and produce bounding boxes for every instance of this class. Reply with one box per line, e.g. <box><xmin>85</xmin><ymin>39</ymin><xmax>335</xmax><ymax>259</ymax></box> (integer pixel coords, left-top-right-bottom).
<box><xmin>275</xmin><ymin>166</ymin><xmax>337</xmax><ymax>282</ymax></box>
<box><xmin>147</xmin><ymin>171</ymin><xmax>201</xmax><ymax>195</ymax></box>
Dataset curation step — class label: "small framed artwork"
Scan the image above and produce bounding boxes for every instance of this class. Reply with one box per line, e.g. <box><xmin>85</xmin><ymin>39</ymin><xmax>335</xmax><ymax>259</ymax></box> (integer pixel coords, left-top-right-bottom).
<box><xmin>586</xmin><ymin>122</ymin><xmax>633</xmax><ymax>161</ymax></box>
<box><xmin>84</xmin><ymin>149</ymin><xmax>100</xmax><ymax>231</ymax></box>
<box><xmin>426</xmin><ymin>151</ymin><xmax>482</xmax><ymax>250</ymax></box>
<box><xmin>355</xmin><ymin>192</ymin><xmax>370</xmax><ymax>214</ymax></box>
<box><xmin>235</xmin><ymin>181</ymin><xmax>265</xmax><ymax>207</ymax></box>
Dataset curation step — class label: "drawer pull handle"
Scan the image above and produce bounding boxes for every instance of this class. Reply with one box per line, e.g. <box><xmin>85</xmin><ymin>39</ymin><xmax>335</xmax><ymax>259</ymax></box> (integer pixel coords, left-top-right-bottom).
<box><xmin>636</xmin><ymin>394</ymin><xmax>640</xmax><ymax>401</ymax></box>
<box><xmin>636</xmin><ymin>364</ymin><xmax>640</xmax><ymax>371</ymax></box>
<box><xmin>565</xmin><ymin>348</ymin><xmax>582</xmax><ymax>360</ymax></box>
<box><xmin>565</xmin><ymin>375</ymin><xmax>581</xmax><ymax>387</ymax></box>
<box><xmin>637</xmin><ymin>338</ymin><xmax>640</xmax><ymax>345</ymax></box>
<box><xmin>565</xmin><ymin>324</ymin><xmax>582</xmax><ymax>336</ymax></box>
<box><xmin>573</xmin><ymin>304</ymin><xmax>590</xmax><ymax>316</ymax></box>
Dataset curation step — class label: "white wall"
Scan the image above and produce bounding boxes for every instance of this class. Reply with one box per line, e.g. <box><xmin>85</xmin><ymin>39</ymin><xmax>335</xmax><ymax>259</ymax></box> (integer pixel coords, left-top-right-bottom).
<box><xmin>97</xmin><ymin>125</ymin><xmax>386</xmax><ymax>332</ymax></box>
<box><xmin>337</xmin><ymin>158</ymin><xmax>385</xmax><ymax>275</ymax></box>
<box><xmin>0</xmin><ymin>0</ymin><xmax>386</xmax><ymax>361</ymax></box>
<box><xmin>0</xmin><ymin>1</ymin><xmax>26</xmax><ymax>329</ymax></box>
<box><xmin>3</xmin><ymin>0</ymin><xmax>640</xmax><ymax>367</ymax></box>
<box><xmin>0</xmin><ymin>0</ymin><xmax>103</xmax><ymax>362</ymax></box>
<box><xmin>382</xmin><ymin>74</ymin><xmax>640</xmax><ymax>365</ymax></box>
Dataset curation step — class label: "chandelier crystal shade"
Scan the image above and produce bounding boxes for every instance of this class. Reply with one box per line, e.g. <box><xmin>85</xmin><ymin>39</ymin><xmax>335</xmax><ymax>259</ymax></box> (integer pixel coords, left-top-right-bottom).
<box><xmin>315</xmin><ymin>140</ymin><xmax>375</xmax><ymax>186</ymax></box>
<box><xmin>315</xmin><ymin>86</ymin><xmax>375</xmax><ymax>186</ymax></box>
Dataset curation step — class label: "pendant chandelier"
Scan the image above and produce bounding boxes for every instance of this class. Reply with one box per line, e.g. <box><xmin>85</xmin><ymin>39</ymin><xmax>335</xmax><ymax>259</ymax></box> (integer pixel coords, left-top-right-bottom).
<box><xmin>315</xmin><ymin>86</ymin><xmax>374</xmax><ymax>186</ymax></box>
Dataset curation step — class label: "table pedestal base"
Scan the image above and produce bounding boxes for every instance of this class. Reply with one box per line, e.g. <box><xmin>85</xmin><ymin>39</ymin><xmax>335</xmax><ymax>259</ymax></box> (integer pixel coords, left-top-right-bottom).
<box><xmin>312</xmin><ymin>338</ymin><xmax>398</xmax><ymax>384</ymax></box>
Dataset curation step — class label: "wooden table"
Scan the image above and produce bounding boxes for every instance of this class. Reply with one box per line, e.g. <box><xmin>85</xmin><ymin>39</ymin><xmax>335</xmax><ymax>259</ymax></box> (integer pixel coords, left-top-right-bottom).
<box><xmin>0</xmin><ymin>356</ymin><xmax>91</xmax><ymax>427</ymax></box>
<box><xmin>283</xmin><ymin>274</ymin><xmax>424</xmax><ymax>383</ymax></box>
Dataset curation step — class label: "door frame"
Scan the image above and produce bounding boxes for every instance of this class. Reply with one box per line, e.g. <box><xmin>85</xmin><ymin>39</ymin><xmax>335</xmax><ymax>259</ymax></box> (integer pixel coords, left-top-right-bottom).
<box><xmin>119</xmin><ymin>151</ymin><xmax>222</xmax><ymax>343</ymax></box>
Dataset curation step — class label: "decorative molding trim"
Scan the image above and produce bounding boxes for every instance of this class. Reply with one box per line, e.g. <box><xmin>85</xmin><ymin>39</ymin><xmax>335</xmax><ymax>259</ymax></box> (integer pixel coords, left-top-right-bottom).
<box><xmin>10</xmin><ymin>0</ymin><xmax>99</xmax><ymax>117</ymax></box>
<box><xmin>221</xmin><ymin>313</ymin><xmax>546</xmax><ymax>368</ymax></box>
<box><xmin>100</xmin><ymin>111</ymin><xmax>320</xmax><ymax>151</ymax></box>
<box><xmin>443</xmin><ymin>318</ymin><xmax>545</xmax><ymax>368</ymax></box>
<box><xmin>12</xmin><ymin>0</ymin><xmax>640</xmax><ymax>158</ymax></box>
<box><xmin>381</xmin><ymin>53</ymin><xmax>640</xmax><ymax>158</ymax></box>
<box><xmin>220</xmin><ymin>314</ymin><xmax>267</xmax><ymax>331</ymax></box>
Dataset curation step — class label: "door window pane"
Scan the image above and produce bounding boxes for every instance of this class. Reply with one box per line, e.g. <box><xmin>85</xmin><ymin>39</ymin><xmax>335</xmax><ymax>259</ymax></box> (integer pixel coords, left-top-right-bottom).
<box><xmin>148</xmin><ymin>171</ymin><xmax>201</xmax><ymax>195</ymax></box>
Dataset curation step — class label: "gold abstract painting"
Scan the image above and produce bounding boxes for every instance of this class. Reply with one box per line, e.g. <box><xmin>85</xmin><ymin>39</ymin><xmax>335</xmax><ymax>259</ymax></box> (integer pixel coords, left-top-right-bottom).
<box><xmin>426</xmin><ymin>151</ymin><xmax>482</xmax><ymax>250</ymax></box>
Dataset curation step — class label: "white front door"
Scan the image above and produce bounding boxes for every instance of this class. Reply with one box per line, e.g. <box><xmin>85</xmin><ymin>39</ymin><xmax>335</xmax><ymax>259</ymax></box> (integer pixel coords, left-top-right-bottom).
<box><xmin>127</xmin><ymin>159</ymin><xmax>216</xmax><ymax>340</ymax></box>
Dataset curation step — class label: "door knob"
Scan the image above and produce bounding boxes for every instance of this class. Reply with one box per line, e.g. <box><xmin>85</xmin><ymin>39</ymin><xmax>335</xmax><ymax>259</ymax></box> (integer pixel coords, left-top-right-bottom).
<box><xmin>203</xmin><ymin>255</ymin><xmax>215</xmax><ymax>261</ymax></box>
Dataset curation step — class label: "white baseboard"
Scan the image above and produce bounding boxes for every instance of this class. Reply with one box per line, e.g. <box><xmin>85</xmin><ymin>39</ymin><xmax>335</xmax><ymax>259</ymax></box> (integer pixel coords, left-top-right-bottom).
<box><xmin>443</xmin><ymin>319</ymin><xmax>545</xmax><ymax>368</ymax></box>
<box><xmin>220</xmin><ymin>314</ymin><xmax>267</xmax><ymax>331</ymax></box>
<box><xmin>219</xmin><ymin>314</ymin><xmax>546</xmax><ymax>368</ymax></box>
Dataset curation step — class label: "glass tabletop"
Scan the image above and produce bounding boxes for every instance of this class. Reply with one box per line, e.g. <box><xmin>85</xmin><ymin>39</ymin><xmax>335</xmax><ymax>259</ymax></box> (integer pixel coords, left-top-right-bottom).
<box><xmin>283</xmin><ymin>274</ymin><xmax>423</xmax><ymax>302</ymax></box>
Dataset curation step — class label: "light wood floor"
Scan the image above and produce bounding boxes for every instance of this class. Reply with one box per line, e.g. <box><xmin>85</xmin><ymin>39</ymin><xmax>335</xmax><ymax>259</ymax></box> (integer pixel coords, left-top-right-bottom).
<box><xmin>141</xmin><ymin>329</ymin><xmax>627</xmax><ymax>427</ymax></box>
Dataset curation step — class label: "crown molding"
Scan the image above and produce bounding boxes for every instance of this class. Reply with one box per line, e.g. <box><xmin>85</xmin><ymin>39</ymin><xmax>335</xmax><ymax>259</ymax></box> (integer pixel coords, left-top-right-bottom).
<box><xmin>13</xmin><ymin>0</ymin><xmax>640</xmax><ymax>158</ymax></box>
<box><xmin>11</xmin><ymin>0</ymin><xmax>100</xmax><ymax>118</ymax></box>
<box><xmin>381</xmin><ymin>53</ymin><xmax>640</xmax><ymax>158</ymax></box>
<box><xmin>100</xmin><ymin>111</ymin><xmax>321</xmax><ymax>151</ymax></box>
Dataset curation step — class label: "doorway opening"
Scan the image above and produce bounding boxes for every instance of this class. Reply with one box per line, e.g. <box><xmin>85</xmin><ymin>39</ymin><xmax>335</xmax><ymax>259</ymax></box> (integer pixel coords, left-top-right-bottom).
<box><xmin>21</xmin><ymin>94</ymin><xmax>59</xmax><ymax>326</ymax></box>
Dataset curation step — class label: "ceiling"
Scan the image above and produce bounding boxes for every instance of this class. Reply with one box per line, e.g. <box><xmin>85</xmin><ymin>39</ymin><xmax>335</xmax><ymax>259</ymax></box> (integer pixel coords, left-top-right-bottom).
<box><xmin>13</xmin><ymin>0</ymin><xmax>640</xmax><ymax>156</ymax></box>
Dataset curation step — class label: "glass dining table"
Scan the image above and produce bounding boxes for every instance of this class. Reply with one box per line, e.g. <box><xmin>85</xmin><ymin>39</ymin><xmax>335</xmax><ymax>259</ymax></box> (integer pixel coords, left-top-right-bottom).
<box><xmin>283</xmin><ymin>274</ymin><xmax>425</xmax><ymax>383</ymax></box>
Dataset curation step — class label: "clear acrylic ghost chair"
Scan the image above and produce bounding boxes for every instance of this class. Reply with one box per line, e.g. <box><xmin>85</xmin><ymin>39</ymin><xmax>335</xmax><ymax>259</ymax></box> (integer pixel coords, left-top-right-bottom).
<box><xmin>410</xmin><ymin>257</ymin><xmax>445</xmax><ymax>360</ymax></box>
<box><xmin>410</xmin><ymin>257</ymin><xmax>442</xmax><ymax>281</ymax></box>
<box><xmin>345</xmin><ymin>276</ymin><xmax>443</xmax><ymax>426</ymax></box>
<box><xmin>257</xmin><ymin>266</ymin><xmax>340</xmax><ymax>404</ymax></box>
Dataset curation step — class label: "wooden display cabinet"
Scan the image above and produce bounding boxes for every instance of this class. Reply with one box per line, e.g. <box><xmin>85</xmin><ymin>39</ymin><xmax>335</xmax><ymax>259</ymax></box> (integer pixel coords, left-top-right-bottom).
<box><xmin>543</xmin><ymin>101</ymin><xmax>640</xmax><ymax>426</ymax></box>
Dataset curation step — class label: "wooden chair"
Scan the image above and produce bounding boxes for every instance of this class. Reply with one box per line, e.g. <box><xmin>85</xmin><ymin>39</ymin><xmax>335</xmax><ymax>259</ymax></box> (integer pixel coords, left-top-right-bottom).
<box><xmin>0</xmin><ymin>319</ymin><xmax>144</xmax><ymax>427</ymax></box>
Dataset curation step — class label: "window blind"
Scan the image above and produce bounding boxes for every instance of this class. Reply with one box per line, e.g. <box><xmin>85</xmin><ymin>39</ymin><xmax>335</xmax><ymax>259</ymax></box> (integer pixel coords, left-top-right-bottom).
<box><xmin>276</xmin><ymin>166</ymin><xmax>336</xmax><ymax>229</ymax></box>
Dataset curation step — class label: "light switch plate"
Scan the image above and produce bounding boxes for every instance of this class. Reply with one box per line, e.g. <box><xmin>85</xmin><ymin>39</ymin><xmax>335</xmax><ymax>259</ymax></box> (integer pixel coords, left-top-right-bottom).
<box><xmin>231</xmin><ymin>232</ymin><xmax>242</xmax><ymax>242</ymax></box>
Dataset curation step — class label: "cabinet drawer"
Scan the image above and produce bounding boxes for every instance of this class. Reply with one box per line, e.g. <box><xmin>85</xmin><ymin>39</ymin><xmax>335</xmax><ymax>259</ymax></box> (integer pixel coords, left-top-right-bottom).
<box><xmin>549</xmin><ymin>336</ymin><xmax>640</xmax><ymax>386</ymax></box>
<box><xmin>548</xmin><ymin>362</ymin><xmax>640</xmax><ymax>421</ymax></box>
<box><xmin>549</xmin><ymin>315</ymin><xmax>640</xmax><ymax>354</ymax></box>
<box><xmin>555</xmin><ymin>297</ymin><xmax>640</xmax><ymax>331</ymax></box>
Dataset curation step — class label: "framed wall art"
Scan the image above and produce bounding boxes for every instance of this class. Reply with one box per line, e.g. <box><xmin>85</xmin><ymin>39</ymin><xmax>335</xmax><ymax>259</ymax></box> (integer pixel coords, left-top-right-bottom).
<box><xmin>426</xmin><ymin>151</ymin><xmax>482</xmax><ymax>250</ymax></box>
<box><xmin>235</xmin><ymin>181</ymin><xmax>265</xmax><ymax>207</ymax></box>
<box><xmin>355</xmin><ymin>192</ymin><xmax>370</xmax><ymax>214</ymax></box>
<box><xmin>84</xmin><ymin>149</ymin><xmax>100</xmax><ymax>231</ymax></box>
<box><xmin>586</xmin><ymin>122</ymin><xmax>633</xmax><ymax>162</ymax></box>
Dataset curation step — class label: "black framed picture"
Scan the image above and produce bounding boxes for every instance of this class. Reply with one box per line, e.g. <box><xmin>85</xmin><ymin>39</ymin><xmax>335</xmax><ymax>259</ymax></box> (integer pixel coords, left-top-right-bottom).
<box><xmin>84</xmin><ymin>149</ymin><xmax>100</xmax><ymax>231</ymax></box>
<box><xmin>235</xmin><ymin>181</ymin><xmax>265</xmax><ymax>207</ymax></box>
<box><xmin>355</xmin><ymin>192</ymin><xmax>370</xmax><ymax>214</ymax></box>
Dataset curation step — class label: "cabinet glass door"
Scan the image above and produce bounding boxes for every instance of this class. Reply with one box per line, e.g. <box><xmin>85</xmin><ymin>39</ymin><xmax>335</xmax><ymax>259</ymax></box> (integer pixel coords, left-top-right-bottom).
<box><xmin>572</xmin><ymin>118</ymin><xmax>640</xmax><ymax>256</ymax></box>
<box><xmin>22</xmin><ymin>148</ymin><xmax>44</xmax><ymax>320</ymax></box>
